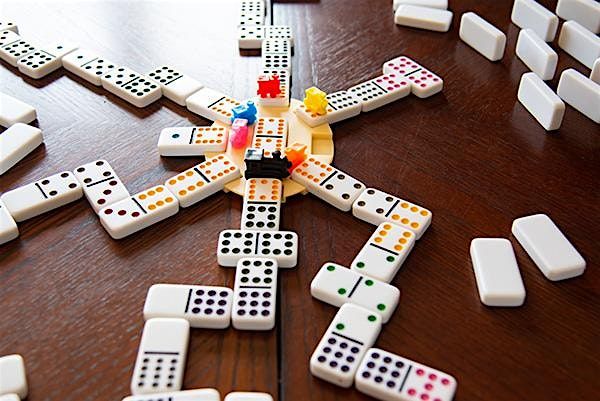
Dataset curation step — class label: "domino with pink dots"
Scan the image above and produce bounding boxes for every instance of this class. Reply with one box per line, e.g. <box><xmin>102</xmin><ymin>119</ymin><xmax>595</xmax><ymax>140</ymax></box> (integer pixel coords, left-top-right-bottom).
<box><xmin>383</xmin><ymin>56</ymin><xmax>444</xmax><ymax>98</ymax></box>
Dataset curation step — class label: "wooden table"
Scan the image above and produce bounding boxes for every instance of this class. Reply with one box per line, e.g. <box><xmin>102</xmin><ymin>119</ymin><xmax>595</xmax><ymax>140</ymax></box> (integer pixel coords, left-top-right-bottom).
<box><xmin>1</xmin><ymin>1</ymin><xmax>598</xmax><ymax>400</ymax></box>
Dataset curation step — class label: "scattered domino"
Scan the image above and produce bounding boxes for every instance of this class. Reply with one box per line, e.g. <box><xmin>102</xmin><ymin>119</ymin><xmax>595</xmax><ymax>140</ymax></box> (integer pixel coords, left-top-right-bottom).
<box><xmin>100</xmin><ymin>66</ymin><xmax>162</xmax><ymax>108</ymax></box>
<box><xmin>241</xmin><ymin>178</ymin><xmax>282</xmax><ymax>231</ymax></box>
<box><xmin>264</xmin><ymin>26</ymin><xmax>294</xmax><ymax>47</ymax></box>
<box><xmin>0</xmin><ymin>171</ymin><xmax>82</xmax><ymax>222</ymax></box>
<box><xmin>310</xmin><ymin>303</ymin><xmax>382</xmax><ymax>388</ymax></box>
<box><xmin>257</xmin><ymin>68</ymin><xmax>290</xmax><ymax>107</ymax></box>
<box><xmin>591</xmin><ymin>58</ymin><xmax>600</xmax><ymax>84</ymax></box>
<box><xmin>252</xmin><ymin>117</ymin><xmax>288</xmax><ymax>157</ymax></box>
<box><xmin>0</xmin><ymin>92</ymin><xmax>37</xmax><ymax>127</ymax></box>
<box><xmin>517</xmin><ymin>72</ymin><xmax>565</xmax><ymax>131</ymax></box>
<box><xmin>556</xmin><ymin>0</ymin><xmax>600</xmax><ymax>34</ymax></box>
<box><xmin>238</xmin><ymin>25</ymin><xmax>264</xmax><ymax>50</ymax></box>
<box><xmin>130</xmin><ymin>318</ymin><xmax>190</xmax><ymax>395</ymax></box>
<box><xmin>0</xmin><ymin>123</ymin><xmax>43</xmax><ymax>175</ymax></box>
<box><xmin>459</xmin><ymin>12</ymin><xmax>506</xmax><ymax>61</ymax></box>
<box><xmin>73</xmin><ymin>159</ymin><xmax>130</xmax><ymax>213</ymax></box>
<box><xmin>470</xmin><ymin>238</ymin><xmax>526</xmax><ymax>307</ymax></box>
<box><xmin>143</xmin><ymin>284</ymin><xmax>233</xmax><ymax>329</ymax></box>
<box><xmin>558</xmin><ymin>20</ymin><xmax>600</xmax><ymax>69</ymax></box>
<box><xmin>217</xmin><ymin>229</ymin><xmax>298</xmax><ymax>268</ymax></box>
<box><xmin>290</xmin><ymin>157</ymin><xmax>366</xmax><ymax>212</ymax></box>
<box><xmin>165</xmin><ymin>154</ymin><xmax>240</xmax><ymax>208</ymax></box>
<box><xmin>294</xmin><ymin>91</ymin><xmax>361</xmax><ymax>127</ymax></box>
<box><xmin>0</xmin><ymin>199</ymin><xmax>19</xmax><ymax>245</ymax></box>
<box><xmin>186</xmin><ymin>87</ymin><xmax>242</xmax><ymax>124</ymax></box>
<box><xmin>0</xmin><ymin>21</ymin><xmax>18</xmax><ymax>33</ymax></box>
<box><xmin>98</xmin><ymin>185</ymin><xmax>179</xmax><ymax>239</ymax></box>
<box><xmin>232</xmin><ymin>257</ymin><xmax>278</xmax><ymax>330</ymax></box>
<box><xmin>355</xmin><ymin>348</ymin><xmax>457</xmax><ymax>401</ymax></box>
<box><xmin>352</xmin><ymin>188</ymin><xmax>432</xmax><ymax>239</ymax></box>
<box><xmin>394</xmin><ymin>5</ymin><xmax>453</xmax><ymax>32</ymax></box>
<box><xmin>224</xmin><ymin>392</ymin><xmax>273</xmax><ymax>401</ymax></box>
<box><xmin>16</xmin><ymin>42</ymin><xmax>77</xmax><ymax>79</ymax></box>
<box><xmin>511</xmin><ymin>0</ymin><xmax>559</xmax><ymax>42</ymax></box>
<box><xmin>382</xmin><ymin>55</ymin><xmax>444</xmax><ymax>98</ymax></box>
<box><xmin>515</xmin><ymin>29</ymin><xmax>558</xmax><ymax>81</ymax></box>
<box><xmin>348</xmin><ymin>73</ymin><xmax>411</xmax><ymax>112</ymax></box>
<box><xmin>238</xmin><ymin>0</ymin><xmax>266</xmax><ymax>27</ymax></box>
<box><xmin>512</xmin><ymin>214</ymin><xmax>586</xmax><ymax>281</ymax></box>
<box><xmin>62</xmin><ymin>49</ymin><xmax>116</xmax><ymax>86</ymax></box>
<box><xmin>351</xmin><ymin>222</ymin><xmax>416</xmax><ymax>283</ymax></box>
<box><xmin>393</xmin><ymin>0</ymin><xmax>448</xmax><ymax>11</ymax></box>
<box><xmin>122</xmin><ymin>389</ymin><xmax>221</xmax><ymax>401</ymax></box>
<box><xmin>147</xmin><ymin>66</ymin><xmax>203</xmax><ymax>106</ymax></box>
<box><xmin>310</xmin><ymin>262</ymin><xmax>400</xmax><ymax>323</ymax></box>
<box><xmin>557</xmin><ymin>68</ymin><xmax>600</xmax><ymax>123</ymax></box>
<box><xmin>0</xmin><ymin>33</ymin><xmax>35</xmax><ymax>66</ymax></box>
<box><xmin>0</xmin><ymin>355</ymin><xmax>27</xmax><ymax>399</ymax></box>
<box><xmin>158</xmin><ymin>126</ymin><xmax>228</xmax><ymax>156</ymax></box>
<box><xmin>0</xmin><ymin>394</ymin><xmax>19</xmax><ymax>401</ymax></box>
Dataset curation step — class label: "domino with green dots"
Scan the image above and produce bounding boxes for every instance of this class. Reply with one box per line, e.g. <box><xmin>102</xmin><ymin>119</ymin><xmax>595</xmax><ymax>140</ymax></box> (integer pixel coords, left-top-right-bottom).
<box><xmin>310</xmin><ymin>303</ymin><xmax>382</xmax><ymax>388</ymax></box>
<box><xmin>310</xmin><ymin>262</ymin><xmax>400</xmax><ymax>323</ymax></box>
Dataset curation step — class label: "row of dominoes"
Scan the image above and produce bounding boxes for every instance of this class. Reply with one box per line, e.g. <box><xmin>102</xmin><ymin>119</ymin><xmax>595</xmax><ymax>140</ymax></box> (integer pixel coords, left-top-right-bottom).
<box><xmin>0</xmin><ymin>355</ymin><xmax>27</xmax><ymax>401</ymax></box>
<box><xmin>471</xmin><ymin>213</ymin><xmax>586</xmax><ymax>307</ymax></box>
<box><xmin>237</xmin><ymin>0</ymin><xmax>295</xmax><ymax>50</ymax></box>
<box><xmin>293</xmin><ymin>55</ymin><xmax>443</xmax><ymax>128</ymax></box>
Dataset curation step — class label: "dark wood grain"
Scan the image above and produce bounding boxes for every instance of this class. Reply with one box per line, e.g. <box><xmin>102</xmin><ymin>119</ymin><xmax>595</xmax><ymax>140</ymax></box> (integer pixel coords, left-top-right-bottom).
<box><xmin>1</xmin><ymin>1</ymin><xmax>598</xmax><ymax>401</ymax></box>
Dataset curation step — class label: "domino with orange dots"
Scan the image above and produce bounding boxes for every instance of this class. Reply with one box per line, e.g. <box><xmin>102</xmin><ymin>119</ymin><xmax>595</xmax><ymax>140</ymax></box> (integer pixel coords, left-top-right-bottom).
<box><xmin>294</xmin><ymin>90</ymin><xmax>361</xmax><ymax>127</ymax></box>
<box><xmin>383</xmin><ymin>56</ymin><xmax>444</xmax><ymax>98</ymax></box>
<box><xmin>186</xmin><ymin>87</ymin><xmax>242</xmax><ymax>124</ymax></box>
<box><xmin>165</xmin><ymin>154</ymin><xmax>240</xmax><ymax>208</ymax></box>
<box><xmin>352</xmin><ymin>188</ymin><xmax>432</xmax><ymax>239</ymax></box>
<box><xmin>158</xmin><ymin>127</ymin><xmax>228</xmax><ymax>156</ymax></box>
<box><xmin>251</xmin><ymin>117</ymin><xmax>288</xmax><ymax>157</ymax></box>
<box><xmin>290</xmin><ymin>157</ymin><xmax>365</xmax><ymax>212</ymax></box>
<box><xmin>350</xmin><ymin>222</ymin><xmax>416</xmax><ymax>282</ymax></box>
<box><xmin>241</xmin><ymin>178</ymin><xmax>282</xmax><ymax>231</ymax></box>
<box><xmin>98</xmin><ymin>185</ymin><xmax>179</xmax><ymax>239</ymax></box>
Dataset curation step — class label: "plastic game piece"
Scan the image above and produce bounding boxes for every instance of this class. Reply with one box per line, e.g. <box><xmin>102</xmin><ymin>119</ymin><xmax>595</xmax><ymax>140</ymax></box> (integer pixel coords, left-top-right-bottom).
<box><xmin>558</xmin><ymin>20</ymin><xmax>600</xmax><ymax>69</ymax></box>
<box><xmin>302</xmin><ymin>87</ymin><xmax>328</xmax><ymax>115</ymax></box>
<box><xmin>284</xmin><ymin>143</ymin><xmax>308</xmax><ymax>172</ymax></box>
<box><xmin>0</xmin><ymin>123</ymin><xmax>43</xmax><ymax>175</ymax></box>
<box><xmin>257</xmin><ymin>68</ymin><xmax>290</xmax><ymax>107</ymax></box>
<box><xmin>0</xmin><ymin>92</ymin><xmax>37</xmax><ymax>127</ymax></box>
<box><xmin>16</xmin><ymin>42</ymin><xmax>78</xmax><ymax>79</ymax></box>
<box><xmin>244</xmin><ymin>148</ymin><xmax>291</xmax><ymax>179</ymax></box>
<box><xmin>231</xmin><ymin>100</ymin><xmax>257</xmax><ymax>124</ymax></box>
<box><xmin>62</xmin><ymin>49</ymin><xmax>116</xmax><ymax>86</ymax></box>
<box><xmin>73</xmin><ymin>159</ymin><xmax>130</xmax><ymax>213</ymax></box>
<box><xmin>186</xmin><ymin>87</ymin><xmax>242</xmax><ymax>124</ymax></box>
<box><xmin>557</xmin><ymin>68</ymin><xmax>600</xmax><ymax>123</ymax></box>
<box><xmin>230</xmin><ymin>118</ymin><xmax>250</xmax><ymax>149</ymax></box>
<box><xmin>0</xmin><ymin>200</ymin><xmax>18</xmax><ymax>245</ymax></box>
<box><xmin>459</xmin><ymin>12</ymin><xmax>506</xmax><ymax>61</ymax></box>
<box><xmin>257</xmin><ymin>74</ymin><xmax>281</xmax><ymax>98</ymax></box>
<box><xmin>217</xmin><ymin>229</ymin><xmax>299</xmax><ymax>268</ymax></box>
<box><xmin>556</xmin><ymin>0</ymin><xmax>600</xmax><ymax>34</ymax></box>
<box><xmin>295</xmin><ymin>90</ymin><xmax>361</xmax><ymax>127</ymax></box>
<box><xmin>394</xmin><ymin>5</ymin><xmax>453</xmax><ymax>32</ymax></box>
<box><xmin>0</xmin><ymin>355</ymin><xmax>27</xmax><ymax>398</ymax></box>
<box><xmin>518</xmin><ymin>72</ymin><xmax>565</xmax><ymax>131</ymax></box>
<box><xmin>511</xmin><ymin>0</ymin><xmax>559</xmax><ymax>42</ymax></box>
<box><xmin>516</xmin><ymin>29</ymin><xmax>558</xmax><ymax>81</ymax></box>
<box><xmin>122</xmin><ymin>389</ymin><xmax>221</xmax><ymax>401</ymax></box>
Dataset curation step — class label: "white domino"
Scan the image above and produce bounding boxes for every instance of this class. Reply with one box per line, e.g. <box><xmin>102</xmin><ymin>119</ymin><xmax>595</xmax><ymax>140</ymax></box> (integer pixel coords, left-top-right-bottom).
<box><xmin>0</xmin><ymin>199</ymin><xmax>18</xmax><ymax>245</ymax></box>
<box><xmin>16</xmin><ymin>42</ymin><xmax>77</xmax><ymax>79</ymax></box>
<box><xmin>257</xmin><ymin>69</ymin><xmax>290</xmax><ymax>107</ymax></box>
<box><xmin>122</xmin><ymin>389</ymin><xmax>221</xmax><ymax>401</ymax></box>
<box><xmin>0</xmin><ymin>123</ymin><xmax>43</xmax><ymax>175</ymax></box>
<box><xmin>294</xmin><ymin>91</ymin><xmax>361</xmax><ymax>127</ymax></box>
<box><xmin>0</xmin><ymin>21</ymin><xmax>18</xmax><ymax>33</ymax></box>
<box><xmin>131</xmin><ymin>318</ymin><xmax>189</xmax><ymax>395</ymax></box>
<box><xmin>0</xmin><ymin>355</ymin><xmax>27</xmax><ymax>399</ymax></box>
<box><xmin>352</xmin><ymin>188</ymin><xmax>432</xmax><ymax>239</ymax></box>
<box><xmin>224</xmin><ymin>392</ymin><xmax>273</xmax><ymax>401</ymax></box>
<box><xmin>241</xmin><ymin>178</ymin><xmax>282</xmax><ymax>231</ymax></box>
<box><xmin>62</xmin><ymin>49</ymin><xmax>116</xmax><ymax>86</ymax></box>
<box><xmin>355</xmin><ymin>348</ymin><xmax>457</xmax><ymax>401</ymax></box>
<box><xmin>0</xmin><ymin>171</ymin><xmax>82</xmax><ymax>222</ymax></box>
<box><xmin>73</xmin><ymin>159</ymin><xmax>130</xmax><ymax>213</ymax></box>
<box><xmin>261</xmin><ymin>38</ymin><xmax>291</xmax><ymax>73</ymax></box>
<box><xmin>512</xmin><ymin>214</ymin><xmax>586</xmax><ymax>281</ymax></box>
<box><xmin>100</xmin><ymin>66</ymin><xmax>162</xmax><ymax>108</ymax></box>
<box><xmin>558</xmin><ymin>20</ymin><xmax>600</xmax><ymax>69</ymax></box>
<box><xmin>557</xmin><ymin>68</ymin><xmax>600</xmax><ymax>123</ymax></box>
<box><xmin>310</xmin><ymin>303</ymin><xmax>382</xmax><ymax>388</ymax></box>
<box><xmin>0</xmin><ymin>32</ymin><xmax>35</xmax><ymax>66</ymax></box>
<box><xmin>165</xmin><ymin>154</ymin><xmax>240</xmax><ymax>208</ymax></box>
<box><xmin>264</xmin><ymin>26</ymin><xmax>294</xmax><ymax>47</ymax></box>
<box><xmin>98</xmin><ymin>185</ymin><xmax>179</xmax><ymax>239</ymax></box>
<box><xmin>217</xmin><ymin>229</ymin><xmax>298</xmax><ymax>268</ymax></box>
<box><xmin>393</xmin><ymin>0</ymin><xmax>447</xmax><ymax>11</ymax></box>
<box><xmin>238</xmin><ymin>0</ymin><xmax>265</xmax><ymax>26</ymax></box>
<box><xmin>252</xmin><ymin>117</ymin><xmax>288</xmax><ymax>157</ymax></box>
<box><xmin>158</xmin><ymin>126</ymin><xmax>228</xmax><ymax>156</ymax></box>
<box><xmin>394</xmin><ymin>5</ymin><xmax>453</xmax><ymax>32</ymax></box>
<box><xmin>517</xmin><ymin>72</ymin><xmax>565</xmax><ymax>130</ymax></box>
<box><xmin>147</xmin><ymin>66</ymin><xmax>203</xmax><ymax>106</ymax></box>
<box><xmin>143</xmin><ymin>284</ymin><xmax>233</xmax><ymax>329</ymax></box>
<box><xmin>470</xmin><ymin>238</ymin><xmax>526</xmax><ymax>307</ymax></box>
<box><xmin>459</xmin><ymin>12</ymin><xmax>506</xmax><ymax>61</ymax></box>
<box><xmin>291</xmin><ymin>156</ymin><xmax>365</xmax><ymax>212</ymax></box>
<box><xmin>232</xmin><ymin>257</ymin><xmax>278</xmax><ymax>330</ymax></box>
<box><xmin>511</xmin><ymin>0</ymin><xmax>559</xmax><ymax>42</ymax></box>
<box><xmin>311</xmin><ymin>262</ymin><xmax>400</xmax><ymax>323</ymax></box>
<box><xmin>186</xmin><ymin>87</ymin><xmax>242</xmax><ymax>124</ymax></box>
<box><xmin>515</xmin><ymin>29</ymin><xmax>558</xmax><ymax>81</ymax></box>
<box><xmin>382</xmin><ymin>56</ymin><xmax>444</xmax><ymax>98</ymax></box>
<box><xmin>348</xmin><ymin>73</ymin><xmax>411</xmax><ymax>112</ymax></box>
<box><xmin>0</xmin><ymin>394</ymin><xmax>19</xmax><ymax>401</ymax></box>
<box><xmin>351</xmin><ymin>222</ymin><xmax>416</xmax><ymax>283</ymax></box>
<box><xmin>0</xmin><ymin>92</ymin><xmax>36</xmax><ymax>127</ymax></box>
<box><xmin>591</xmin><ymin>58</ymin><xmax>600</xmax><ymax>84</ymax></box>
<box><xmin>556</xmin><ymin>0</ymin><xmax>600</xmax><ymax>34</ymax></box>
<box><xmin>238</xmin><ymin>25</ymin><xmax>264</xmax><ymax>49</ymax></box>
